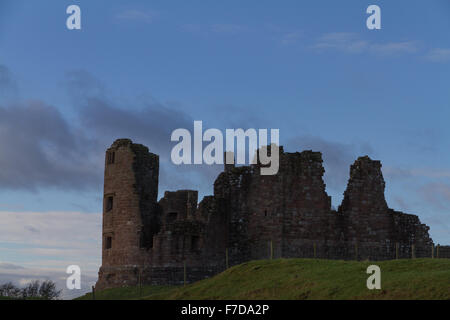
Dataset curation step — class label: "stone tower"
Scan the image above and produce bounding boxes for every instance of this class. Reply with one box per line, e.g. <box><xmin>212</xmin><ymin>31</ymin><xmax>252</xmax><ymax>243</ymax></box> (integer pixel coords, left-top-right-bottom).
<box><xmin>96</xmin><ymin>139</ymin><xmax>160</xmax><ymax>289</ymax></box>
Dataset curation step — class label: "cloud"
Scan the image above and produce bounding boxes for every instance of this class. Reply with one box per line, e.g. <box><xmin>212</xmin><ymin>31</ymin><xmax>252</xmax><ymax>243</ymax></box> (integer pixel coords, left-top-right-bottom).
<box><xmin>311</xmin><ymin>32</ymin><xmax>369</xmax><ymax>53</ymax></box>
<box><xmin>380</xmin><ymin>166</ymin><xmax>450</xmax><ymax>244</ymax></box>
<box><xmin>180</xmin><ymin>24</ymin><xmax>204</xmax><ymax>34</ymax></box>
<box><xmin>417</xmin><ymin>182</ymin><xmax>450</xmax><ymax>211</ymax></box>
<box><xmin>0</xmin><ymin>67</ymin><xmax>222</xmax><ymax>194</ymax></box>
<box><xmin>64</xmin><ymin>69</ymin><xmax>193</xmax><ymax>157</ymax></box>
<box><xmin>115</xmin><ymin>9</ymin><xmax>157</xmax><ymax>23</ymax></box>
<box><xmin>64</xmin><ymin>70</ymin><xmax>223</xmax><ymax>197</ymax></box>
<box><xmin>426</xmin><ymin>48</ymin><xmax>450</xmax><ymax>62</ymax></box>
<box><xmin>80</xmin><ymin>97</ymin><xmax>192</xmax><ymax>160</ymax></box>
<box><xmin>370</xmin><ymin>41</ymin><xmax>418</xmax><ymax>55</ymax></box>
<box><xmin>0</xmin><ymin>100</ymin><xmax>101</xmax><ymax>191</ymax></box>
<box><xmin>181</xmin><ymin>23</ymin><xmax>250</xmax><ymax>36</ymax></box>
<box><xmin>311</xmin><ymin>32</ymin><xmax>418</xmax><ymax>56</ymax></box>
<box><xmin>211</xmin><ymin>24</ymin><xmax>250</xmax><ymax>35</ymax></box>
<box><xmin>281</xmin><ymin>31</ymin><xmax>303</xmax><ymax>45</ymax></box>
<box><xmin>384</xmin><ymin>166</ymin><xmax>450</xmax><ymax>180</ymax></box>
<box><xmin>0</xmin><ymin>263</ymin><xmax>24</xmax><ymax>270</ymax></box>
<box><xmin>0</xmin><ymin>211</ymin><xmax>101</xmax><ymax>256</ymax></box>
<box><xmin>79</xmin><ymin>96</ymin><xmax>224</xmax><ymax>196</ymax></box>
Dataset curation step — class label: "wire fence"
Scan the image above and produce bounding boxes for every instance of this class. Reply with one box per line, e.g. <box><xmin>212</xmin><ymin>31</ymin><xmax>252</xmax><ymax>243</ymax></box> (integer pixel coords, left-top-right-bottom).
<box><xmin>251</xmin><ymin>240</ymin><xmax>450</xmax><ymax>261</ymax></box>
<box><xmin>93</xmin><ymin>242</ymin><xmax>450</xmax><ymax>298</ymax></box>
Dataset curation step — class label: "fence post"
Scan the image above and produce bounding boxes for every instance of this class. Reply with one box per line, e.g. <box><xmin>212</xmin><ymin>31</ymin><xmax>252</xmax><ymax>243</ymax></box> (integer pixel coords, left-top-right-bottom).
<box><xmin>270</xmin><ymin>240</ymin><xmax>273</xmax><ymax>260</ymax></box>
<box><xmin>431</xmin><ymin>244</ymin><xmax>434</xmax><ymax>259</ymax></box>
<box><xmin>138</xmin><ymin>269</ymin><xmax>142</xmax><ymax>297</ymax></box>
<box><xmin>396</xmin><ymin>242</ymin><xmax>399</xmax><ymax>260</ymax></box>
<box><xmin>92</xmin><ymin>286</ymin><xmax>95</xmax><ymax>300</ymax></box>
<box><xmin>225</xmin><ymin>248</ymin><xmax>229</xmax><ymax>269</ymax></box>
<box><xmin>437</xmin><ymin>244</ymin><xmax>440</xmax><ymax>258</ymax></box>
<box><xmin>183</xmin><ymin>261</ymin><xmax>187</xmax><ymax>286</ymax></box>
<box><xmin>411</xmin><ymin>244</ymin><xmax>415</xmax><ymax>259</ymax></box>
<box><xmin>313</xmin><ymin>243</ymin><xmax>317</xmax><ymax>258</ymax></box>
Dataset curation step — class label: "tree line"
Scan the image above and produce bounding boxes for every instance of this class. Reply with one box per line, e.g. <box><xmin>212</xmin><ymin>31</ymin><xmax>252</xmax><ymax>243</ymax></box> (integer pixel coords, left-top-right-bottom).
<box><xmin>0</xmin><ymin>280</ymin><xmax>61</xmax><ymax>300</ymax></box>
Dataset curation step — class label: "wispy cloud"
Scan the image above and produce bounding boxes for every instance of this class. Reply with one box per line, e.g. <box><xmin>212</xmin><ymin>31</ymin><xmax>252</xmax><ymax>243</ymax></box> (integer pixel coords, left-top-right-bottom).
<box><xmin>181</xmin><ymin>23</ymin><xmax>251</xmax><ymax>36</ymax></box>
<box><xmin>116</xmin><ymin>9</ymin><xmax>157</xmax><ymax>24</ymax></box>
<box><xmin>312</xmin><ymin>32</ymin><xmax>369</xmax><ymax>53</ymax></box>
<box><xmin>426</xmin><ymin>48</ymin><xmax>450</xmax><ymax>62</ymax></box>
<box><xmin>384</xmin><ymin>166</ymin><xmax>450</xmax><ymax>180</ymax></box>
<box><xmin>0</xmin><ymin>211</ymin><xmax>101</xmax><ymax>260</ymax></box>
<box><xmin>0</xmin><ymin>263</ymin><xmax>24</xmax><ymax>270</ymax></box>
<box><xmin>311</xmin><ymin>32</ymin><xmax>418</xmax><ymax>56</ymax></box>
<box><xmin>281</xmin><ymin>31</ymin><xmax>303</xmax><ymax>45</ymax></box>
<box><xmin>417</xmin><ymin>182</ymin><xmax>450</xmax><ymax>212</ymax></box>
<box><xmin>370</xmin><ymin>41</ymin><xmax>418</xmax><ymax>55</ymax></box>
<box><xmin>0</xmin><ymin>210</ymin><xmax>101</xmax><ymax>299</ymax></box>
<box><xmin>211</xmin><ymin>24</ymin><xmax>250</xmax><ymax>35</ymax></box>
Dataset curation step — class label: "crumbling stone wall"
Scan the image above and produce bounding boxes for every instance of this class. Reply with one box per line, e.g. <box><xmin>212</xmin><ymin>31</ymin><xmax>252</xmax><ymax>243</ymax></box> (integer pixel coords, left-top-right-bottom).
<box><xmin>96</xmin><ymin>139</ymin><xmax>445</xmax><ymax>290</ymax></box>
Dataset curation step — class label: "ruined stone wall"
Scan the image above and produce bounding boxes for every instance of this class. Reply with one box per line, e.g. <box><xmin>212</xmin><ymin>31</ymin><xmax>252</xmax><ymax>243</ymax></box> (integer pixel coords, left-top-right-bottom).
<box><xmin>338</xmin><ymin>156</ymin><xmax>391</xmax><ymax>243</ymax></box>
<box><xmin>96</xmin><ymin>139</ymin><xmax>445</xmax><ymax>290</ymax></box>
<box><xmin>334</xmin><ymin>157</ymin><xmax>433</xmax><ymax>259</ymax></box>
<box><xmin>437</xmin><ymin>246</ymin><xmax>450</xmax><ymax>258</ymax></box>
<box><xmin>213</xmin><ymin>166</ymin><xmax>253</xmax><ymax>266</ymax></box>
<box><xmin>150</xmin><ymin>190</ymin><xmax>217</xmax><ymax>268</ymax></box>
<box><xmin>131</xmin><ymin>143</ymin><xmax>160</xmax><ymax>250</ymax></box>
<box><xmin>210</xmin><ymin>149</ymin><xmax>336</xmax><ymax>264</ymax></box>
<box><xmin>159</xmin><ymin>190</ymin><xmax>198</xmax><ymax>223</ymax></box>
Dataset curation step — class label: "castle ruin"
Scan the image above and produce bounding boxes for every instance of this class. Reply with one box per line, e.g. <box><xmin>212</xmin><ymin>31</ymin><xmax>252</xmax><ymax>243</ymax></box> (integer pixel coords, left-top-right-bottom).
<box><xmin>95</xmin><ymin>139</ymin><xmax>447</xmax><ymax>290</ymax></box>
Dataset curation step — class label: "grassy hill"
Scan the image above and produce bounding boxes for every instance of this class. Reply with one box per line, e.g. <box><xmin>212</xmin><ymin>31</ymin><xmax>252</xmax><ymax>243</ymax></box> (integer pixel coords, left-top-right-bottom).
<box><xmin>77</xmin><ymin>258</ymin><xmax>450</xmax><ymax>300</ymax></box>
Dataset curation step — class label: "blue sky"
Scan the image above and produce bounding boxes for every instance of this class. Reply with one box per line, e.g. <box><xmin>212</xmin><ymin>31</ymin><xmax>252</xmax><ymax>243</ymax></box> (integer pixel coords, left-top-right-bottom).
<box><xmin>0</xmin><ymin>0</ymin><xmax>450</xmax><ymax>296</ymax></box>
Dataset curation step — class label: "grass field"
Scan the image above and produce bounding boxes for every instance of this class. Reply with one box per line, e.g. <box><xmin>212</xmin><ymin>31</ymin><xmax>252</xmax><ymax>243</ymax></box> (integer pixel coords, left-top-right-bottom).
<box><xmin>77</xmin><ymin>258</ymin><xmax>450</xmax><ymax>300</ymax></box>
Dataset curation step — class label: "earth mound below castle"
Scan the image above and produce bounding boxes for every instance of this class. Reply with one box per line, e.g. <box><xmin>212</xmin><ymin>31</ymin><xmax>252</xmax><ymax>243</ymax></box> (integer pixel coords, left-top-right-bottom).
<box><xmin>79</xmin><ymin>258</ymin><xmax>450</xmax><ymax>300</ymax></box>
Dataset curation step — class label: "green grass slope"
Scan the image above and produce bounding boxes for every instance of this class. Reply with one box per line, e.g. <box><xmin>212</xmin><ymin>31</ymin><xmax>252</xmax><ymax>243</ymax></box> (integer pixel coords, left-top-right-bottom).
<box><xmin>77</xmin><ymin>258</ymin><xmax>450</xmax><ymax>300</ymax></box>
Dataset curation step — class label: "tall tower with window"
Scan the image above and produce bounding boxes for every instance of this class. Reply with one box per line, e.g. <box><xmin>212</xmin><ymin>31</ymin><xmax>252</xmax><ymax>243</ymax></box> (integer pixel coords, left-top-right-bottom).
<box><xmin>97</xmin><ymin>139</ymin><xmax>160</xmax><ymax>289</ymax></box>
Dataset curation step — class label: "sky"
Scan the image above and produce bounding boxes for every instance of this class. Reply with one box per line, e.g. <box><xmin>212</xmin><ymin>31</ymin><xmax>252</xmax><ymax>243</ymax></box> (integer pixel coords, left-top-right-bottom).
<box><xmin>0</xmin><ymin>0</ymin><xmax>449</xmax><ymax>298</ymax></box>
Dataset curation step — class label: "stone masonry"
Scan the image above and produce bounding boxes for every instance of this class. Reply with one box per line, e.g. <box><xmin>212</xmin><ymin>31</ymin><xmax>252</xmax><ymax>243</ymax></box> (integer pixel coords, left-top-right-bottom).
<box><xmin>95</xmin><ymin>139</ymin><xmax>448</xmax><ymax>290</ymax></box>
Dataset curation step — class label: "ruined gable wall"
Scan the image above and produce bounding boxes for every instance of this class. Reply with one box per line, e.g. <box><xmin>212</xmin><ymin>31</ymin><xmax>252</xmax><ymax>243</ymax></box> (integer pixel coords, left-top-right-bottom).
<box><xmin>337</xmin><ymin>156</ymin><xmax>434</xmax><ymax>260</ymax></box>
<box><xmin>338</xmin><ymin>156</ymin><xmax>393</xmax><ymax>244</ymax></box>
